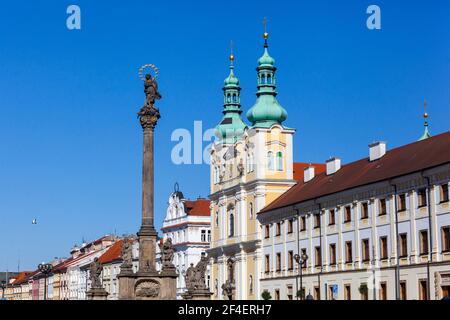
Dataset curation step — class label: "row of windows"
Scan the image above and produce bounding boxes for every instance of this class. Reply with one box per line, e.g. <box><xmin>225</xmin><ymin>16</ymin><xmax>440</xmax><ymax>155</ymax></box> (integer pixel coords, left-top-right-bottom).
<box><xmin>273</xmin><ymin>279</ymin><xmax>430</xmax><ymax>300</ymax></box>
<box><xmin>264</xmin><ymin>184</ymin><xmax>449</xmax><ymax>238</ymax></box>
<box><xmin>200</xmin><ymin>229</ymin><xmax>211</xmax><ymax>242</ymax></box>
<box><xmin>214</xmin><ymin>202</ymin><xmax>255</xmax><ymax>234</ymax></box>
<box><xmin>259</xmin><ymin>73</ymin><xmax>274</xmax><ymax>85</ymax></box>
<box><xmin>267</xmin><ymin>151</ymin><xmax>283</xmax><ymax>171</ymax></box>
<box><xmin>166</xmin><ymin>229</ymin><xmax>187</xmax><ymax>243</ymax></box>
<box><xmin>225</xmin><ymin>93</ymin><xmax>238</xmax><ymax>103</ymax></box>
<box><xmin>265</xmin><ymin>226</ymin><xmax>450</xmax><ymax>273</ymax></box>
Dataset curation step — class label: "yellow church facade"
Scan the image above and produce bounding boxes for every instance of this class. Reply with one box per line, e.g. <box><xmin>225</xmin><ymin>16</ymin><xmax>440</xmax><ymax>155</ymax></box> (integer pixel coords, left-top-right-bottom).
<box><xmin>207</xmin><ymin>30</ymin><xmax>297</xmax><ymax>300</ymax></box>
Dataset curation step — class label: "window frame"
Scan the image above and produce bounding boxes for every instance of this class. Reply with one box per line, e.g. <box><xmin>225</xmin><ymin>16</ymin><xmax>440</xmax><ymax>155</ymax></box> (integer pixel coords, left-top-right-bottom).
<box><xmin>379</xmin><ymin>198</ymin><xmax>387</xmax><ymax>216</ymax></box>
<box><xmin>399</xmin><ymin>233</ymin><xmax>408</xmax><ymax>257</ymax></box>
<box><xmin>361</xmin><ymin>202</ymin><xmax>369</xmax><ymax>220</ymax></box>
<box><xmin>345</xmin><ymin>241</ymin><xmax>353</xmax><ymax>263</ymax></box>
<box><xmin>328</xmin><ymin>209</ymin><xmax>336</xmax><ymax>226</ymax></box>
<box><xmin>344</xmin><ymin>206</ymin><xmax>352</xmax><ymax>223</ymax></box>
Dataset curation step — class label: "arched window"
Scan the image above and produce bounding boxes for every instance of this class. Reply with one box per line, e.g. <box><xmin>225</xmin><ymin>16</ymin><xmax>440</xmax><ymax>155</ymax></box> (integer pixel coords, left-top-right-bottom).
<box><xmin>246</xmin><ymin>154</ymin><xmax>251</xmax><ymax>173</ymax></box>
<box><xmin>227</xmin><ymin>93</ymin><xmax>231</xmax><ymax>103</ymax></box>
<box><xmin>215</xmin><ymin>211</ymin><xmax>219</xmax><ymax>227</ymax></box>
<box><xmin>276</xmin><ymin>152</ymin><xmax>283</xmax><ymax>171</ymax></box>
<box><xmin>267</xmin><ymin>151</ymin><xmax>274</xmax><ymax>170</ymax></box>
<box><xmin>249</xmin><ymin>202</ymin><xmax>254</xmax><ymax>219</ymax></box>
<box><xmin>232</xmin><ymin>94</ymin><xmax>237</xmax><ymax>103</ymax></box>
<box><xmin>249</xmin><ymin>275</ymin><xmax>253</xmax><ymax>294</ymax></box>
<box><xmin>261</xmin><ymin>74</ymin><xmax>266</xmax><ymax>84</ymax></box>
<box><xmin>267</xmin><ymin>74</ymin><xmax>272</xmax><ymax>84</ymax></box>
<box><xmin>229</xmin><ymin>212</ymin><xmax>235</xmax><ymax>237</ymax></box>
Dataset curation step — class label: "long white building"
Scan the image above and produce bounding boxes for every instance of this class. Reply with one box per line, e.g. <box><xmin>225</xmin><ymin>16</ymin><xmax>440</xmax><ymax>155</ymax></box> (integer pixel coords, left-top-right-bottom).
<box><xmin>257</xmin><ymin>131</ymin><xmax>450</xmax><ymax>300</ymax></box>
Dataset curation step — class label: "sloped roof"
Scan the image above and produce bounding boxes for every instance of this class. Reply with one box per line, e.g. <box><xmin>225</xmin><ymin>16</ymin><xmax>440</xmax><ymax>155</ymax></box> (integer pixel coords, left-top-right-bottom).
<box><xmin>11</xmin><ymin>272</ymin><xmax>34</xmax><ymax>285</ymax></box>
<box><xmin>293</xmin><ymin>162</ymin><xmax>326</xmax><ymax>181</ymax></box>
<box><xmin>184</xmin><ymin>198</ymin><xmax>211</xmax><ymax>216</ymax></box>
<box><xmin>260</xmin><ymin>130</ymin><xmax>450</xmax><ymax>214</ymax></box>
<box><xmin>99</xmin><ymin>240</ymin><xmax>125</xmax><ymax>265</ymax></box>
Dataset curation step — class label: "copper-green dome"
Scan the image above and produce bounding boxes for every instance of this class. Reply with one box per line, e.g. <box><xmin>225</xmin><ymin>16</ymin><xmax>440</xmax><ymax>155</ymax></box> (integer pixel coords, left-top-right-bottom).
<box><xmin>224</xmin><ymin>66</ymin><xmax>239</xmax><ymax>87</ymax></box>
<box><xmin>247</xmin><ymin>95</ymin><xmax>287</xmax><ymax>127</ymax></box>
<box><xmin>215</xmin><ymin>56</ymin><xmax>247</xmax><ymax>144</ymax></box>
<box><xmin>258</xmin><ymin>47</ymin><xmax>275</xmax><ymax>67</ymax></box>
<box><xmin>246</xmin><ymin>42</ymin><xmax>288</xmax><ymax>128</ymax></box>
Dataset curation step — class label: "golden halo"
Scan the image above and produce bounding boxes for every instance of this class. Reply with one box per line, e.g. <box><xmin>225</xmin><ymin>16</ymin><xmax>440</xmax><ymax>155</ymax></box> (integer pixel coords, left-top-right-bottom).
<box><xmin>138</xmin><ymin>64</ymin><xmax>159</xmax><ymax>81</ymax></box>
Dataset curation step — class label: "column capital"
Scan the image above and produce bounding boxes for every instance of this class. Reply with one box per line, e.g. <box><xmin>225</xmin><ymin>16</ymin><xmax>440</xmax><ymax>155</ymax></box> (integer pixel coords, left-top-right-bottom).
<box><xmin>138</xmin><ymin>106</ymin><xmax>160</xmax><ymax>130</ymax></box>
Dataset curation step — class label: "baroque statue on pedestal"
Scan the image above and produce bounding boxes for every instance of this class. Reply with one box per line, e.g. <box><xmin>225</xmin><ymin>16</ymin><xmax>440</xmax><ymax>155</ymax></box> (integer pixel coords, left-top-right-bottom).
<box><xmin>184</xmin><ymin>252</ymin><xmax>209</xmax><ymax>293</ymax></box>
<box><xmin>160</xmin><ymin>238</ymin><xmax>175</xmax><ymax>269</ymax></box>
<box><xmin>89</xmin><ymin>257</ymin><xmax>103</xmax><ymax>289</ymax></box>
<box><xmin>137</xmin><ymin>65</ymin><xmax>162</xmax><ymax>130</ymax></box>
<box><xmin>121</xmin><ymin>237</ymin><xmax>133</xmax><ymax>269</ymax></box>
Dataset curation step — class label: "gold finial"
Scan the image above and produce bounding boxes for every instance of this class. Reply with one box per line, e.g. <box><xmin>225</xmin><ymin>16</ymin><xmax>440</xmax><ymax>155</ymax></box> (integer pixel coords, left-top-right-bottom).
<box><xmin>229</xmin><ymin>40</ymin><xmax>234</xmax><ymax>62</ymax></box>
<box><xmin>423</xmin><ymin>99</ymin><xmax>428</xmax><ymax>119</ymax></box>
<box><xmin>263</xmin><ymin>17</ymin><xmax>269</xmax><ymax>40</ymax></box>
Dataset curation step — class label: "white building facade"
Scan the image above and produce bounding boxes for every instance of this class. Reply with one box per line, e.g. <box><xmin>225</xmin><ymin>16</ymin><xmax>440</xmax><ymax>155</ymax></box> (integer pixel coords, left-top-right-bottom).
<box><xmin>258</xmin><ymin>134</ymin><xmax>450</xmax><ymax>300</ymax></box>
<box><xmin>161</xmin><ymin>188</ymin><xmax>211</xmax><ymax>298</ymax></box>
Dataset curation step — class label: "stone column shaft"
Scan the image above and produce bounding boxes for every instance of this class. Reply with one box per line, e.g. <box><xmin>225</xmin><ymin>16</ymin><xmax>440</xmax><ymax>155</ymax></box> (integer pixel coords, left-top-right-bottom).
<box><xmin>139</xmin><ymin>126</ymin><xmax>158</xmax><ymax>273</ymax></box>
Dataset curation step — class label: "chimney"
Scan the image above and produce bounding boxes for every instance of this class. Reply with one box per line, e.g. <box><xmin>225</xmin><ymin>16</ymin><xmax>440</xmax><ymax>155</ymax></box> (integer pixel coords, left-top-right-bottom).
<box><xmin>326</xmin><ymin>157</ymin><xmax>341</xmax><ymax>175</ymax></box>
<box><xmin>369</xmin><ymin>141</ymin><xmax>386</xmax><ymax>161</ymax></box>
<box><xmin>304</xmin><ymin>166</ymin><xmax>315</xmax><ymax>183</ymax></box>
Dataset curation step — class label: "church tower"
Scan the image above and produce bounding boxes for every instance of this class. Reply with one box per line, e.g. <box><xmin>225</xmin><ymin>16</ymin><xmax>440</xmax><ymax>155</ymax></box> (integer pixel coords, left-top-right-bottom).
<box><xmin>215</xmin><ymin>51</ymin><xmax>247</xmax><ymax>145</ymax></box>
<box><xmin>208</xmin><ymin>24</ymin><xmax>297</xmax><ymax>300</ymax></box>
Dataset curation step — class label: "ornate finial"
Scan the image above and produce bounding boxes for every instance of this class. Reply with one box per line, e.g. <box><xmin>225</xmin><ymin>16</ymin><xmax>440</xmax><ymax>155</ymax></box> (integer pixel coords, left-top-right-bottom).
<box><xmin>418</xmin><ymin>98</ymin><xmax>432</xmax><ymax>141</ymax></box>
<box><xmin>229</xmin><ymin>40</ymin><xmax>235</xmax><ymax>63</ymax></box>
<box><xmin>174</xmin><ymin>182</ymin><xmax>179</xmax><ymax>193</ymax></box>
<box><xmin>263</xmin><ymin>17</ymin><xmax>269</xmax><ymax>47</ymax></box>
<box><xmin>423</xmin><ymin>99</ymin><xmax>428</xmax><ymax>120</ymax></box>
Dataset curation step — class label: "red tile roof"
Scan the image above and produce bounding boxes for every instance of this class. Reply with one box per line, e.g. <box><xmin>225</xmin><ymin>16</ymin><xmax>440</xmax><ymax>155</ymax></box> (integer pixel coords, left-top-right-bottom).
<box><xmin>260</xmin><ymin>130</ymin><xmax>450</xmax><ymax>214</ymax></box>
<box><xmin>184</xmin><ymin>198</ymin><xmax>211</xmax><ymax>216</ymax></box>
<box><xmin>293</xmin><ymin>162</ymin><xmax>326</xmax><ymax>181</ymax></box>
<box><xmin>98</xmin><ymin>239</ymin><xmax>133</xmax><ymax>265</ymax></box>
<box><xmin>11</xmin><ymin>272</ymin><xmax>34</xmax><ymax>285</ymax></box>
<box><xmin>98</xmin><ymin>240</ymin><xmax>123</xmax><ymax>264</ymax></box>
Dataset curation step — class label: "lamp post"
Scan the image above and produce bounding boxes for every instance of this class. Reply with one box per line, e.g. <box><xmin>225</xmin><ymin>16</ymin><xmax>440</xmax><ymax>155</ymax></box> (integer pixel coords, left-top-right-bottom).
<box><xmin>294</xmin><ymin>252</ymin><xmax>308</xmax><ymax>300</ymax></box>
<box><xmin>0</xmin><ymin>280</ymin><xmax>6</xmax><ymax>299</ymax></box>
<box><xmin>38</xmin><ymin>263</ymin><xmax>52</xmax><ymax>300</ymax></box>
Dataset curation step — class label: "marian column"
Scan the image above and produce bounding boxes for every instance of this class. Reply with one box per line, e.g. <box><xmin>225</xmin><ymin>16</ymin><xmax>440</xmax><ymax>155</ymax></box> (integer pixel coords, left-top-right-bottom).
<box><xmin>137</xmin><ymin>68</ymin><xmax>161</xmax><ymax>273</ymax></box>
<box><xmin>118</xmin><ymin>65</ymin><xmax>177</xmax><ymax>300</ymax></box>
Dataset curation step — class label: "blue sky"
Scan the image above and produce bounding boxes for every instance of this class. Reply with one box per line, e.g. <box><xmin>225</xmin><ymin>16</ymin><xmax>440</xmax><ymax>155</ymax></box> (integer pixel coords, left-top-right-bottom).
<box><xmin>0</xmin><ymin>0</ymin><xmax>449</xmax><ymax>271</ymax></box>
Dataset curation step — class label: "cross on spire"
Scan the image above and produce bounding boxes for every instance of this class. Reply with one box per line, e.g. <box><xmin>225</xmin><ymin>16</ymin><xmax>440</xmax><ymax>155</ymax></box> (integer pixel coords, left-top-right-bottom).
<box><xmin>423</xmin><ymin>99</ymin><xmax>428</xmax><ymax>119</ymax></box>
<box><xmin>263</xmin><ymin>17</ymin><xmax>269</xmax><ymax>47</ymax></box>
<box><xmin>229</xmin><ymin>40</ymin><xmax>234</xmax><ymax>64</ymax></box>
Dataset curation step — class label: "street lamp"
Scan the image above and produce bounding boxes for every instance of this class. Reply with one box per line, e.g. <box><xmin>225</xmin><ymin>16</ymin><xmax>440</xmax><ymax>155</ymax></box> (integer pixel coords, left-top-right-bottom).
<box><xmin>38</xmin><ymin>263</ymin><xmax>53</xmax><ymax>300</ymax></box>
<box><xmin>294</xmin><ymin>252</ymin><xmax>308</xmax><ymax>300</ymax></box>
<box><xmin>0</xmin><ymin>280</ymin><xmax>6</xmax><ymax>299</ymax></box>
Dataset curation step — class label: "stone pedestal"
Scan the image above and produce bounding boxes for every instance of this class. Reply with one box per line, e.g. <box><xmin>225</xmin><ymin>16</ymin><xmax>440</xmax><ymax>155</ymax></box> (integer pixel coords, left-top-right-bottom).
<box><xmin>182</xmin><ymin>289</ymin><xmax>213</xmax><ymax>300</ymax></box>
<box><xmin>87</xmin><ymin>287</ymin><xmax>109</xmax><ymax>300</ymax></box>
<box><xmin>118</xmin><ymin>268</ymin><xmax>177</xmax><ymax>300</ymax></box>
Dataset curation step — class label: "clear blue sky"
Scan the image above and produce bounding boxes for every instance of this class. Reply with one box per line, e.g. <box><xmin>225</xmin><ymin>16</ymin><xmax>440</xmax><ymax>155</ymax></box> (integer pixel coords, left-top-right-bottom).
<box><xmin>0</xmin><ymin>0</ymin><xmax>449</xmax><ymax>271</ymax></box>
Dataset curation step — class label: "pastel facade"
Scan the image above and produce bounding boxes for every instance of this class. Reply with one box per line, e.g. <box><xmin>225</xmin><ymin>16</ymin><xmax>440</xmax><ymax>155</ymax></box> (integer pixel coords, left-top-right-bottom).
<box><xmin>258</xmin><ymin>132</ymin><xmax>450</xmax><ymax>300</ymax></box>
<box><xmin>208</xmin><ymin>32</ymin><xmax>298</xmax><ymax>300</ymax></box>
